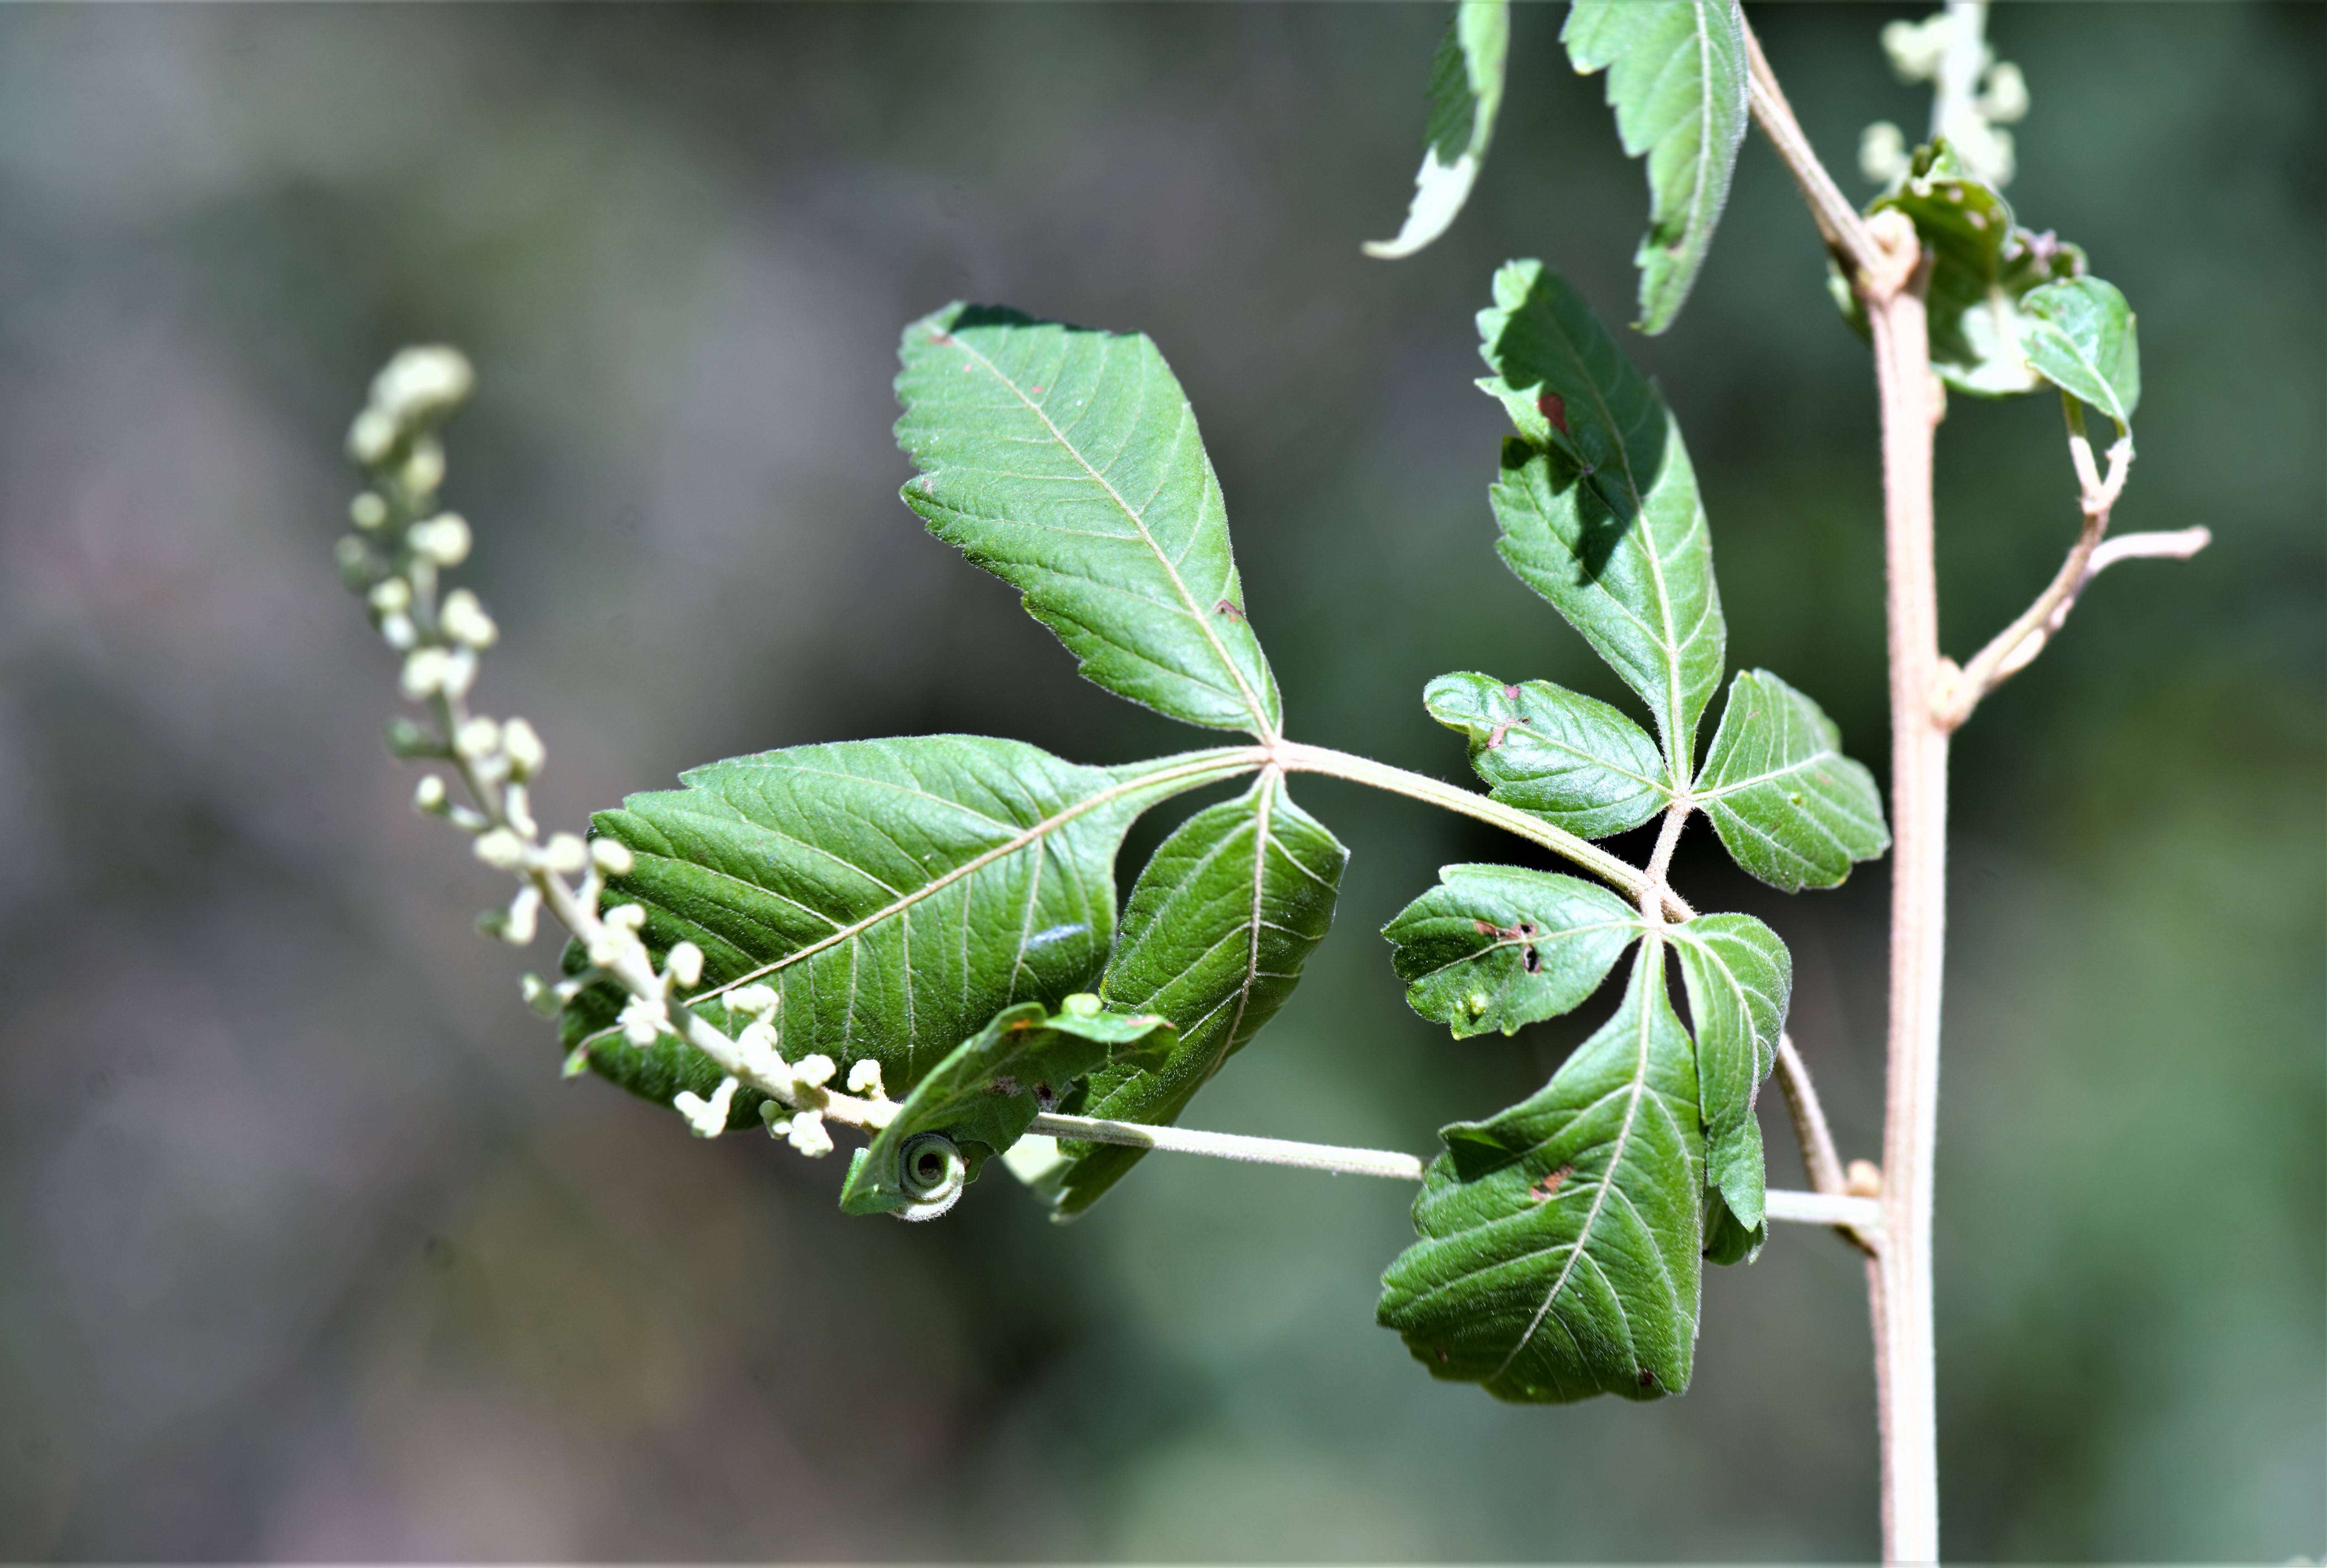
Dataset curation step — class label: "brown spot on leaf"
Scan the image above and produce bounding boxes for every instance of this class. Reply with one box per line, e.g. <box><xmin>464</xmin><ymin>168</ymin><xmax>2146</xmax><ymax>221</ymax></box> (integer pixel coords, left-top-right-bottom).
<box><xmin>1537</xmin><ymin>391</ymin><xmax>1570</xmax><ymax>435</ymax></box>
<box><xmin>1503</xmin><ymin>683</ymin><xmax>1522</xmax><ymax>700</ymax></box>
<box><xmin>1637</xmin><ymin>1367</ymin><xmax>1657</xmax><ymax>1388</ymax></box>
<box><xmin>1485</xmin><ymin>722</ymin><xmax>1512</xmax><ymax>750</ymax></box>
<box><xmin>1214</xmin><ymin>599</ymin><xmax>1245</xmax><ymax>621</ymax></box>
<box><xmin>1529</xmin><ymin>1164</ymin><xmax>1573</xmax><ymax>1201</ymax></box>
<box><xmin>930</xmin><ymin>331</ymin><xmax>956</xmax><ymax>346</ymax></box>
<box><xmin>1474</xmin><ymin>918</ymin><xmax>1499</xmax><ymax>936</ymax></box>
<box><xmin>1522</xmin><ymin>944</ymin><xmax>1542</xmax><ymax>974</ymax></box>
<box><xmin>988</xmin><ymin>1075</ymin><xmax>1020</xmax><ymax>1097</ymax></box>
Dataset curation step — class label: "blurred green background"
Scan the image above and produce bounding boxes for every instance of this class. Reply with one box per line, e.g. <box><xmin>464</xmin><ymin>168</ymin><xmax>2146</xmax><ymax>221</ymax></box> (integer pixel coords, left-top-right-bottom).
<box><xmin>0</xmin><ymin>3</ymin><xmax>2318</xmax><ymax>1559</ymax></box>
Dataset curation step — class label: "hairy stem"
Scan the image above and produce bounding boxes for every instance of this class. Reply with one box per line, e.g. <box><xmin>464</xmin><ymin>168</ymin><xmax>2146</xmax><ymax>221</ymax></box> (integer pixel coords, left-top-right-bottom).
<box><xmin>1272</xmin><ymin>740</ymin><xmax>1694</xmax><ymax>922</ymax></box>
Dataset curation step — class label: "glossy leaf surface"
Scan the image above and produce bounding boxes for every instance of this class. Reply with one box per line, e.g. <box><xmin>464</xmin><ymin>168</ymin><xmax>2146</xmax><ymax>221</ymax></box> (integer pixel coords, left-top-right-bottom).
<box><xmin>1379</xmin><ymin>946</ymin><xmax>1703</xmax><ymax>1402</ymax></box>
<box><xmin>1366</xmin><ymin>0</ymin><xmax>1510</xmax><ymax>260</ymax></box>
<box><xmin>2022</xmin><ymin>275</ymin><xmax>2141</xmax><ymax>442</ymax></box>
<box><xmin>561</xmin><ymin>738</ymin><xmax>1255</xmax><ymax>1097</ymax></box>
<box><xmin>1669</xmin><ymin>913</ymin><xmax>1790</xmax><ymax>1229</ymax></box>
<box><xmin>1424</xmin><ymin>670</ymin><xmax>1669</xmax><ymax>838</ymax></box>
<box><xmin>1480</xmin><ymin>261</ymin><xmax>1727</xmax><ymax>769</ymax></box>
<box><xmin>1695</xmin><ymin>669</ymin><xmax>1889</xmax><ymax>892</ymax></box>
<box><xmin>1562</xmin><ymin>0</ymin><xmax>1748</xmax><ymax>334</ymax></box>
<box><xmin>840</xmin><ymin>999</ymin><xmax>1173</xmax><ymax>1217</ymax></box>
<box><xmin>895</xmin><ymin>304</ymin><xmax>1281</xmax><ymax>736</ymax></box>
<box><xmin>1046</xmin><ymin>773</ymin><xmax>1347</xmax><ymax>1216</ymax></box>
<box><xmin>1383</xmin><ymin>863</ymin><xmax>1640</xmax><ymax>1038</ymax></box>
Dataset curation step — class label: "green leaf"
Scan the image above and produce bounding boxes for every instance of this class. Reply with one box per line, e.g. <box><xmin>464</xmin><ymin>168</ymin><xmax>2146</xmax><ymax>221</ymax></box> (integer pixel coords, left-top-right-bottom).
<box><xmin>1703</xmin><ymin>1187</ymin><xmax>1765</xmax><ymax>1266</ymax></box>
<box><xmin>1379</xmin><ymin>944</ymin><xmax>1704</xmax><ymax>1402</ymax></box>
<box><xmin>1038</xmin><ymin>773</ymin><xmax>1347</xmax><ymax>1217</ymax></box>
<box><xmin>1479</xmin><ymin>261</ymin><xmax>1727</xmax><ymax>773</ymax></box>
<box><xmin>895</xmin><ymin>304</ymin><xmax>1281</xmax><ymax>737</ymax></box>
<box><xmin>2022</xmin><ymin>276</ymin><xmax>2141</xmax><ymax>443</ymax></box>
<box><xmin>1838</xmin><ymin>142</ymin><xmax>2088</xmax><ymax>397</ymax></box>
<box><xmin>1424</xmin><ymin>671</ymin><xmax>1669</xmax><ymax>838</ymax></box>
<box><xmin>839</xmin><ymin>997</ymin><xmax>1174</xmax><ymax>1218</ymax></box>
<box><xmin>1365</xmin><ymin>0</ymin><xmax>1511</xmax><ymax>260</ymax></box>
<box><xmin>1668</xmin><ymin>913</ymin><xmax>1790</xmax><ymax>1230</ymax></box>
<box><xmin>559</xmin><ymin>737</ymin><xmax>1257</xmax><ymax>1102</ymax></box>
<box><xmin>1383</xmin><ymin>863</ymin><xmax>1641</xmax><ymax>1039</ymax></box>
<box><xmin>1561</xmin><ymin>0</ymin><xmax>1749</xmax><ymax>334</ymax></box>
<box><xmin>1694</xmin><ymin>669</ymin><xmax>1889</xmax><ymax>893</ymax></box>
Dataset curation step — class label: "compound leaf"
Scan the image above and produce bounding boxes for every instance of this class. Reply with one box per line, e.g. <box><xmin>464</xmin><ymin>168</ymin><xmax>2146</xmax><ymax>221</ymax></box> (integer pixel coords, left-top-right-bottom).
<box><xmin>560</xmin><ymin>737</ymin><xmax>1255</xmax><ymax>1104</ymax></box>
<box><xmin>1425</xmin><ymin>670</ymin><xmax>1670</xmax><ymax>838</ymax></box>
<box><xmin>895</xmin><ymin>303</ymin><xmax>1282</xmax><ymax>737</ymax></box>
<box><xmin>840</xmin><ymin>998</ymin><xmax>1173</xmax><ymax>1218</ymax></box>
<box><xmin>1669</xmin><ymin>913</ymin><xmax>1790</xmax><ymax>1231</ymax></box>
<box><xmin>1365</xmin><ymin>0</ymin><xmax>1512</xmax><ymax>260</ymax></box>
<box><xmin>1384</xmin><ymin>863</ymin><xmax>1641</xmax><ymax>1039</ymax></box>
<box><xmin>1562</xmin><ymin>0</ymin><xmax>1749</xmax><ymax>334</ymax></box>
<box><xmin>1379</xmin><ymin>944</ymin><xmax>1703</xmax><ymax>1402</ymax></box>
<box><xmin>1479</xmin><ymin>261</ymin><xmax>1727</xmax><ymax>772</ymax></box>
<box><xmin>1036</xmin><ymin>773</ymin><xmax>1347</xmax><ymax>1217</ymax></box>
<box><xmin>1695</xmin><ymin>669</ymin><xmax>1889</xmax><ymax>893</ymax></box>
<box><xmin>2022</xmin><ymin>276</ymin><xmax>2141</xmax><ymax>443</ymax></box>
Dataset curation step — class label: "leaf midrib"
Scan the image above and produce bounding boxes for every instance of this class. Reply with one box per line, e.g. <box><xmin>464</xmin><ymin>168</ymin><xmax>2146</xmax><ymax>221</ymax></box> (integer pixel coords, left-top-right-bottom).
<box><xmin>943</xmin><ymin>330</ymin><xmax>1277</xmax><ymax>739</ymax></box>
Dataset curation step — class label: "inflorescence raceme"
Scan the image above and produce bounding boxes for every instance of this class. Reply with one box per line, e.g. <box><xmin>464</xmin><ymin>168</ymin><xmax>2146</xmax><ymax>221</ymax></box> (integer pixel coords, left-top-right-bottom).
<box><xmin>333</xmin><ymin>348</ymin><xmax>900</xmax><ymax>1161</ymax></box>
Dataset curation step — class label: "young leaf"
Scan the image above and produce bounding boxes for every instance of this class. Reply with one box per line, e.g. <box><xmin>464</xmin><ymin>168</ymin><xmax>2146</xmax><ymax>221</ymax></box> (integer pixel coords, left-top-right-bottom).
<box><xmin>895</xmin><ymin>304</ymin><xmax>1282</xmax><ymax>737</ymax></box>
<box><xmin>1561</xmin><ymin>0</ymin><xmax>1749</xmax><ymax>335</ymax></box>
<box><xmin>1043</xmin><ymin>773</ymin><xmax>1347</xmax><ymax>1217</ymax></box>
<box><xmin>1694</xmin><ymin>669</ymin><xmax>1889</xmax><ymax>893</ymax></box>
<box><xmin>1837</xmin><ymin>142</ymin><xmax>2087</xmax><ymax>397</ymax></box>
<box><xmin>2021</xmin><ymin>276</ymin><xmax>2141</xmax><ymax>444</ymax></box>
<box><xmin>1383</xmin><ymin>863</ymin><xmax>1641</xmax><ymax>1038</ymax></box>
<box><xmin>839</xmin><ymin>998</ymin><xmax>1174</xmax><ymax>1218</ymax></box>
<box><xmin>1668</xmin><ymin>913</ymin><xmax>1790</xmax><ymax>1231</ymax></box>
<box><xmin>1379</xmin><ymin>944</ymin><xmax>1704</xmax><ymax>1402</ymax></box>
<box><xmin>1479</xmin><ymin>261</ymin><xmax>1727</xmax><ymax>772</ymax></box>
<box><xmin>1364</xmin><ymin>0</ymin><xmax>1511</xmax><ymax>260</ymax></box>
<box><xmin>1424</xmin><ymin>671</ymin><xmax>1670</xmax><ymax>838</ymax></box>
<box><xmin>559</xmin><ymin>737</ymin><xmax>1256</xmax><ymax>1098</ymax></box>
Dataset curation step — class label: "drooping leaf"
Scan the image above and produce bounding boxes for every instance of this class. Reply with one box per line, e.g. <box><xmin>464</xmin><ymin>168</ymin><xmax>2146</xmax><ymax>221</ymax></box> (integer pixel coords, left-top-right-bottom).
<box><xmin>2022</xmin><ymin>276</ymin><xmax>2141</xmax><ymax>443</ymax></box>
<box><xmin>1479</xmin><ymin>261</ymin><xmax>1727</xmax><ymax>772</ymax></box>
<box><xmin>1037</xmin><ymin>773</ymin><xmax>1346</xmax><ymax>1217</ymax></box>
<box><xmin>1561</xmin><ymin>0</ymin><xmax>1749</xmax><ymax>335</ymax></box>
<box><xmin>1702</xmin><ymin>1186</ymin><xmax>1764</xmax><ymax>1266</ymax></box>
<box><xmin>1694</xmin><ymin>670</ymin><xmax>1889</xmax><ymax>893</ymax></box>
<box><xmin>1379</xmin><ymin>943</ymin><xmax>1704</xmax><ymax>1402</ymax></box>
<box><xmin>840</xmin><ymin>998</ymin><xmax>1174</xmax><ymax>1218</ymax></box>
<box><xmin>1668</xmin><ymin>913</ymin><xmax>1790</xmax><ymax>1231</ymax></box>
<box><xmin>1383</xmin><ymin>863</ymin><xmax>1641</xmax><ymax>1038</ymax></box>
<box><xmin>895</xmin><ymin>304</ymin><xmax>1282</xmax><ymax>737</ymax></box>
<box><xmin>1424</xmin><ymin>670</ymin><xmax>1669</xmax><ymax>838</ymax></box>
<box><xmin>559</xmin><ymin>737</ymin><xmax>1257</xmax><ymax>1106</ymax></box>
<box><xmin>1834</xmin><ymin>142</ymin><xmax>2087</xmax><ymax>397</ymax></box>
<box><xmin>1365</xmin><ymin>0</ymin><xmax>1512</xmax><ymax>260</ymax></box>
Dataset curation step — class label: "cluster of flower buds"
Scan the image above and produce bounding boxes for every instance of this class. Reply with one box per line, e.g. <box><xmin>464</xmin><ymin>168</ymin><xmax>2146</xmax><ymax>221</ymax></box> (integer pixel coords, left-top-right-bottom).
<box><xmin>1859</xmin><ymin>8</ymin><xmax>2027</xmax><ymax>190</ymax></box>
<box><xmin>338</xmin><ymin>344</ymin><xmax>904</xmax><ymax>1155</ymax></box>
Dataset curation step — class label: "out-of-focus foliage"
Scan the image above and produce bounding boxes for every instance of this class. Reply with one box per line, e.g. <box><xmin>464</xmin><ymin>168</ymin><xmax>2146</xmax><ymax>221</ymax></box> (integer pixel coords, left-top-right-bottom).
<box><xmin>0</xmin><ymin>4</ymin><xmax>2316</xmax><ymax>1559</ymax></box>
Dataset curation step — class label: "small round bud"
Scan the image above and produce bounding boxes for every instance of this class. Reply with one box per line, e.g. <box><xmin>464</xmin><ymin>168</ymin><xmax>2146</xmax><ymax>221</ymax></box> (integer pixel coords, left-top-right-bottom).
<box><xmin>1859</xmin><ymin>121</ymin><xmax>1909</xmax><ymax>188</ymax></box>
<box><xmin>665</xmin><ymin>941</ymin><xmax>704</xmax><ymax>988</ymax></box>
<box><xmin>604</xmin><ymin>902</ymin><xmax>647</xmax><ymax>933</ymax></box>
<box><xmin>728</xmin><ymin>983</ymin><xmax>776</xmax><ymax>1018</ymax></box>
<box><xmin>541</xmin><ymin>833</ymin><xmax>589</xmax><ymax>875</ymax></box>
<box><xmin>1979</xmin><ymin>61</ymin><xmax>2028</xmax><ymax>124</ymax></box>
<box><xmin>500</xmin><ymin>718</ymin><xmax>544</xmax><ymax>780</ymax></box>
<box><xmin>351</xmin><ymin>492</ymin><xmax>390</xmax><ymax>531</ymax></box>
<box><xmin>453</xmin><ymin>715</ymin><xmax>502</xmax><ymax>760</ymax></box>
<box><xmin>502</xmin><ymin>783</ymin><xmax>537</xmax><ymax>839</ymax></box>
<box><xmin>499</xmin><ymin>885</ymin><xmax>542</xmax><ymax>945</ymax></box>
<box><xmin>347</xmin><ymin>407</ymin><xmax>398</xmax><ymax>467</ymax></box>
<box><xmin>1061</xmin><ymin>992</ymin><xmax>1102</xmax><ymax>1018</ymax></box>
<box><xmin>400</xmin><ymin>437</ymin><xmax>446</xmax><ymax>498</ymax></box>
<box><xmin>845</xmin><ymin>1059</ymin><xmax>885</xmax><ymax>1097</ymax></box>
<box><xmin>399</xmin><ymin>647</ymin><xmax>449</xmax><ymax>699</ymax></box>
<box><xmin>413</xmin><ymin>774</ymin><xmax>449</xmax><ymax>814</ymax></box>
<box><xmin>369</xmin><ymin>346</ymin><xmax>474</xmax><ymax>430</ymax></box>
<box><xmin>619</xmin><ymin>992</ymin><xmax>670</xmax><ymax>1047</ymax></box>
<box><xmin>473</xmin><ymin>827</ymin><xmax>527</xmax><ymax>870</ymax></box>
<box><xmin>438</xmin><ymin>647</ymin><xmax>478</xmax><ymax>699</ymax></box>
<box><xmin>440</xmin><ymin>588</ymin><xmax>498</xmax><ymax>649</ymax></box>
<box><xmin>793</xmin><ymin>1053</ymin><xmax>836</xmax><ymax>1090</ymax></box>
<box><xmin>785</xmin><ymin>1109</ymin><xmax>833</xmax><ymax>1158</ymax></box>
<box><xmin>408</xmin><ymin>513</ymin><xmax>471</xmax><ymax>567</ymax></box>
<box><xmin>589</xmin><ymin>837</ymin><xmax>633</xmax><ymax>877</ymax></box>
<box><xmin>369</xmin><ymin>577</ymin><xmax>412</xmax><ymax>614</ymax></box>
<box><xmin>521</xmin><ymin>973</ymin><xmax>555</xmax><ymax>1014</ymax></box>
<box><xmin>378</xmin><ymin>613</ymin><xmax>417</xmax><ymax>651</ymax></box>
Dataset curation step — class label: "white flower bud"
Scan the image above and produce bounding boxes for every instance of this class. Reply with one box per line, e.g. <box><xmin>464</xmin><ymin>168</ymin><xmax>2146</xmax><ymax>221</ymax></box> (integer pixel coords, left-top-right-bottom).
<box><xmin>619</xmin><ymin>992</ymin><xmax>669</xmax><ymax>1046</ymax></box>
<box><xmin>589</xmin><ymin>836</ymin><xmax>633</xmax><ymax>876</ymax></box>
<box><xmin>440</xmin><ymin>588</ymin><xmax>498</xmax><ymax>649</ymax></box>
<box><xmin>520</xmin><ymin>972</ymin><xmax>552</xmax><ymax>1012</ymax></box>
<box><xmin>500</xmin><ymin>783</ymin><xmax>536</xmax><ymax>840</ymax></box>
<box><xmin>845</xmin><ymin>1059</ymin><xmax>885</xmax><ymax>1097</ymax></box>
<box><xmin>369</xmin><ymin>577</ymin><xmax>412</xmax><ymax>614</ymax></box>
<box><xmin>541</xmin><ymin>833</ymin><xmax>589</xmax><ymax>875</ymax></box>
<box><xmin>1859</xmin><ymin>121</ymin><xmax>1909</xmax><ymax>187</ymax></box>
<box><xmin>585</xmin><ymin>928</ymin><xmax>639</xmax><ymax>970</ymax></box>
<box><xmin>605</xmin><ymin>902</ymin><xmax>647</xmax><ymax>933</ymax></box>
<box><xmin>399</xmin><ymin>647</ymin><xmax>450</xmax><ymax>699</ymax></box>
<box><xmin>473</xmin><ymin>828</ymin><xmax>527</xmax><ymax>870</ymax></box>
<box><xmin>347</xmin><ymin>407</ymin><xmax>397</xmax><ymax>467</ymax></box>
<box><xmin>413</xmin><ymin>774</ymin><xmax>449</xmax><ymax>814</ymax></box>
<box><xmin>792</xmin><ymin>1053</ymin><xmax>836</xmax><ymax>1090</ymax></box>
<box><xmin>664</xmin><ymin>942</ymin><xmax>704</xmax><ymax>989</ymax></box>
<box><xmin>1980</xmin><ymin>61</ymin><xmax>2029</xmax><ymax>124</ymax></box>
<box><xmin>369</xmin><ymin>346</ymin><xmax>474</xmax><ymax>430</ymax></box>
<box><xmin>1881</xmin><ymin>14</ymin><xmax>1951</xmax><ymax>82</ymax></box>
<box><xmin>499</xmin><ymin>718</ymin><xmax>544</xmax><ymax>781</ymax></box>
<box><xmin>351</xmin><ymin>491</ymin><xmax>390</xmax><ymax>531</ymax></box>
<box><xmin>400</xmin><ymin>438</ymin><xmax>446</xmax><ymax>498</ymax></box>
<box><xmin>439</xmin><ymin>647</ymin><xmax>478</xmax><ymax>699</ymax></box>
<box><xmin>408</xmin><ymin>512</ymin><xmax>471</xmax><ymax>568</ymax></box>
<box><xmin>453</xmin><ymin>715</ymin><xmax>501</xmax><ymax>760</ymax></box>
<box><xmin>674</xmin><ymin>1075</ymin><xmax>739</xmax><ymax>1138</ymax></box>
<box><xmin>379</xmin><ymin>613</ymin><xmax>417</xmax><ymax>651</ymax></box>
<box><xmin>728</xmin><ymin>983</ymin><xmax>777</xmax><ymax>1018</ymax></box>
<box><xmin>499</xmin><ymin>885</ymin><xmax>542</xmax><ymax>945</ymax></box>
<box><xmin>733</xmin><ymin>1018</ymin><xmax>784</xmax><ymax>1079</ymax></box>
<box><xmin>785</xmin><ymin>1109</ymin><xmax>832</xmax><ymax>1158</ymax></box>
